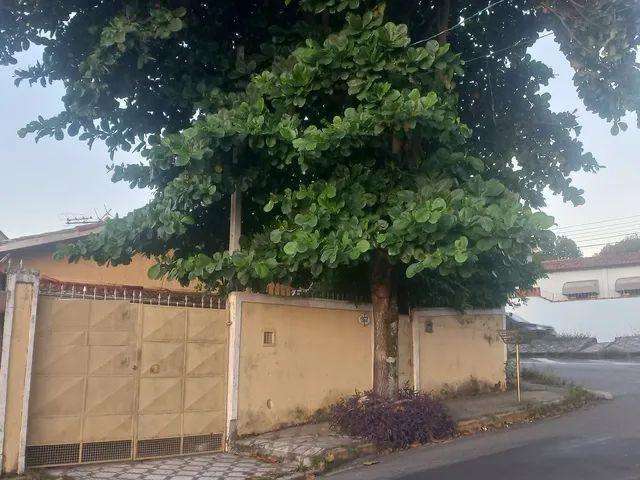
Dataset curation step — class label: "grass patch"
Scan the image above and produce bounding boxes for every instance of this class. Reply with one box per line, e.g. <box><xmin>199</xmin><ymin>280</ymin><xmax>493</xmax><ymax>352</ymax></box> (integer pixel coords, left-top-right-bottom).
<box><xmin>526</xmin><ymin>386</ymin><xmax>596</xmax><ymax>420</ymax></box>
<box><xmin>521</xmin><ymin>368</ymin><xmax>568</xmax><ymax>387</ymax></box>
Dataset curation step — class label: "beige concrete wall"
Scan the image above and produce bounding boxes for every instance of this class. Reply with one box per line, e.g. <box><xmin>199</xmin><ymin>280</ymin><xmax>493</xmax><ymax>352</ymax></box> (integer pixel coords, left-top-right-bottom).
<box><xmin>397</xmin><ymin>314</ymin><xmax>413</xmax><ymax>389</ymax></box>
<box><xmin>2</xmin><ymin>283</ymin><xmax>33</xmax><ymax>472</ymax></box>
<box><xmin>414</xmin><ymin>309</ymin><xmax>506</xmax><ymax>393</ymax></box>
<box><xmin>9</xmin><ymin>246</ymin><xmax>191</xmax><ymax>291</ymax></box>
<box><xmin>0</xmin><ymin>274</ymin><xmax>39</xmax><ymax>474</ymax></box>
<box><xmin>236</xmin><ymin>299</ymin><xmax>373</xmax><ymax>436</ymax></box>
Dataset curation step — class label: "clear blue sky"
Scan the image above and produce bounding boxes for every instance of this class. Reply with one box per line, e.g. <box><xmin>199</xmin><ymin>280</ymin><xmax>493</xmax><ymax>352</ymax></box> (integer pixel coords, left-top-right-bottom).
<box><xmin>1</xmin><ymin>37</ymin><xmax>638</xmax><ymax>255</ymax></box>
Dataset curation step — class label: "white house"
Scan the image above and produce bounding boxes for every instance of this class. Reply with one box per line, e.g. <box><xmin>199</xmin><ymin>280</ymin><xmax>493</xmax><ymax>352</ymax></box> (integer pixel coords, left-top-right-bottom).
<box><xmin>509</xmin><ymin>252</ymin><xmax>640</xmax><ymax>341</ymax></box>
<box><xmin>536</xmin><ymin>252</ymin><xmax>640</xmax><ymax>301</ymax></box>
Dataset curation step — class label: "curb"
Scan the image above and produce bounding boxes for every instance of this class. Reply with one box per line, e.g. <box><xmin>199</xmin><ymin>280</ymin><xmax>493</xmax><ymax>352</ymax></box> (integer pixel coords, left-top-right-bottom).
<box><xmin>586</xmin><ymin>389</ymin><xmax>614</xmax><ymax>401</ymax></box>
<box><xmin>250</xmin><ymin>389</ymin><xmax>611</xmax><ymax>479</ymax></box>
<box><xmin>274</xmin><ymin>443</ymin><xmax>378</xmax><ymax>480</ymax></box>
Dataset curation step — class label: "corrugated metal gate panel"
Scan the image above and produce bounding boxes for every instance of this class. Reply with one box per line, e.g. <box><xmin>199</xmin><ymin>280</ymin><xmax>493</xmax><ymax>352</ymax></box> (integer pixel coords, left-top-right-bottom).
<box><xmin>26</xmin><ymin>297</ymin><xmax>228</xmax><ymax>467</ymax></box>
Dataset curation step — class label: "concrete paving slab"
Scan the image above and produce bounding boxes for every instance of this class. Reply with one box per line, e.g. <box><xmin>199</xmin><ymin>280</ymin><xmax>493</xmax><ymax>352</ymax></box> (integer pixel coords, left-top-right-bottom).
<box><xmin>48</xmin><ymin>453</ymin><xmax>297</xmax><ymax>480</ymax></box>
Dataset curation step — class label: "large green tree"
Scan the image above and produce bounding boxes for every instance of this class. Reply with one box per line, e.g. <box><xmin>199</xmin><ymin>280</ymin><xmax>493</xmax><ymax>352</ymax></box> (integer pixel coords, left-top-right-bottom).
<box><xmin>538</xmin><ymin>235</ymin><xmax>582</xmax><ymax>260</ymax></box>
<box><xmin>2</xmin><ymin>0</ymin><xmax>638</xmax><ymax>397</ymax></box>
<box><xmin>599</xmin><ymin>234</ymin><xmax>640</xmax><ymax>256</ymax></box>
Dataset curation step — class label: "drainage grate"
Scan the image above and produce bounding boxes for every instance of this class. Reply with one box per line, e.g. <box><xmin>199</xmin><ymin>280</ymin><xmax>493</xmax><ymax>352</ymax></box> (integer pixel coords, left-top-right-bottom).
<box><xmin>81</xmin><ymin>440</ymin><xmax>132</xmax><ymax>463</ymax></box>
<box><xmin>25</xmin><ymin>444</ymin><xmax>80</xmax><ymax>467</ymax></box>
<box><xmin>136</xmin><ymin>437</ymin><xmax>181</xmax><ymax>458</ymax></box>
<box><xmin>182</xmin><ymin>434</ymin><xmax>223</xmax><ymax>454</ymax></box>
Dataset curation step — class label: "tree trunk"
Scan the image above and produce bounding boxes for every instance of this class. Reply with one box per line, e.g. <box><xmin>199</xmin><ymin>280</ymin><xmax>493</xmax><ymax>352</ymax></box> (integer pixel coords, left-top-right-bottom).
<box><xmin>437</xmin><ymin>0</ymin><xmax>452</xmax><ymax>44</ymax></box>
<box><xmin>370</xmin><ymin>249</ymin><xmax>399</xmax><ymax>398</ymax></box>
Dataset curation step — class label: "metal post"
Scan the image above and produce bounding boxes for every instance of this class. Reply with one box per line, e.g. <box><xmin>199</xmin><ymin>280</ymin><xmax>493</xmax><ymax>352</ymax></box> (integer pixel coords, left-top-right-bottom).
<box><xmin>515</xmin><ymin>343</ymin><xmax>522</xmax><ymax>403</ymax></box>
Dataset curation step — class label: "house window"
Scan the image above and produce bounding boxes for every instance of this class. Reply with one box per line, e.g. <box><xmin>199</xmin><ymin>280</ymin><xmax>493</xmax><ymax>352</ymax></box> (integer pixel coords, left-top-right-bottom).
<box><xmin>615</xmin><ymin>277</ymin><xmax>640</xmax><ymax>297</ymax></box>
<box><xmin>562</xmin><ymin>280</ymin><xmax>599</xmax><ymax>300</ymax></box>
<box><xmin>263</xmin><ymin>331</ymin><xmax>276</xmax><ymax>346</ymax></box>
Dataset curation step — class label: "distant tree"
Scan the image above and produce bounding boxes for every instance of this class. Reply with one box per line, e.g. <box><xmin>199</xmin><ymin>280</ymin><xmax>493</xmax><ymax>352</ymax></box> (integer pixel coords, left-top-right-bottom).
<box><xmin>598</xmin><ymin>234</ymin><xmax>640</xmax><ymax>256</ymax></box>
<box><xmin>538</xmin><ymin>235</ymin><xmax>582</xmax><ymax>260</ymax></box>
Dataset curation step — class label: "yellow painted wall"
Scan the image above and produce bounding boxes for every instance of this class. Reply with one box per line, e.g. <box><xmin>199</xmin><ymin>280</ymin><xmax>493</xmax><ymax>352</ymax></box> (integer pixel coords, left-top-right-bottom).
<box><xmin>2</xmin><ymin>282</ymin><xmax>34</xmax><ymax>473</ymax></box>
<box><xmin>237</xmin><ymin>301</ymin><xmax>373</xmax><ymax>436</ymax></box>
<box><xmin>416</xmin><ymin>312</ymin><xmax>506</xmax><ymax>393</ymax></box>
<box><xmin>10</xmin><ymin>245</ymin><xmax>191</xmax><ymax>291</ymax></box>
<box><xmin>397</xmin><ymin>314</ymin><xmax>413</xmax><ymax>389</ymax></box>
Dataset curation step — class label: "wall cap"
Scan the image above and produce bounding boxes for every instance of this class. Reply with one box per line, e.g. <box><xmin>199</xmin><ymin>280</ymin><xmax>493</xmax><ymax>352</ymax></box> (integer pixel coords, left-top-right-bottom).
<box><xmin>228</xmin><ymin>291</ymin><xmax>372</xmax><ymax>312</ymax></box>
<box><xmin>412</xmin><ymin>307</ymin><xmax>505</xmax><ymax>317</ymax></box>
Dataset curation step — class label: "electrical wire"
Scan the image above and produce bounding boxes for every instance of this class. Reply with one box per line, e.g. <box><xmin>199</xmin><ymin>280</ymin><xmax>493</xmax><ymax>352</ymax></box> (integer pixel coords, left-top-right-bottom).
<box><xmin>410</xmin><ymin>0</ymin><xmax>509</xmax><ymax>47</ymax></box>
<box><xmin>552</xmin><ymin>213</ymin><xmax>640</xmax><ymax>232</ymax></box>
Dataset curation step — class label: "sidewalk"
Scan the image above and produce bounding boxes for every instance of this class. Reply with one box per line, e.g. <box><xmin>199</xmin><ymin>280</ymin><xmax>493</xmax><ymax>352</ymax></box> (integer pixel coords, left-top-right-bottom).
<box><xmin>445</xmin><ymin>383</ymin><xmax>564</xmax><ymax>422</ymax></box>
<box><xmin>233</xmin><ymin>384</ymin><xmax>568</xmax><ymax>477</ymax></box>
<box><xmin>46</xmin><ymin>385</ymin><xmax>571</xmax><ymax>480</ymax></box>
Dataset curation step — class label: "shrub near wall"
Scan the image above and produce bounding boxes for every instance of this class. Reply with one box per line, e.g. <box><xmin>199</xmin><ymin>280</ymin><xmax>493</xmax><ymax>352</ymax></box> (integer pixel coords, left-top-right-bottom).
<box><xmin>330</xmin><ymin>389</ymin><xmax>455</xmax><ymax>448</ymax></box>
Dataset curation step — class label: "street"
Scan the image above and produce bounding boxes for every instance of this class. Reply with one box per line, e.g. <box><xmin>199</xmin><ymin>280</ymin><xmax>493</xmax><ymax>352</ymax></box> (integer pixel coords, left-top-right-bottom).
<box><xmin>325</xmin><ymin>358</ymin><xmax>640</xmax><ymax>480</ymax></box>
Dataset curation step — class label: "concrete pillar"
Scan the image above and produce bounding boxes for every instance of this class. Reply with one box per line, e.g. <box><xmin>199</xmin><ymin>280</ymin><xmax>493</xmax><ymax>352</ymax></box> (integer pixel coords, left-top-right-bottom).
<box><xmin>0</xmin><ymin>269</ymin><xmax>40</xmax><ymax>473</ymax></box>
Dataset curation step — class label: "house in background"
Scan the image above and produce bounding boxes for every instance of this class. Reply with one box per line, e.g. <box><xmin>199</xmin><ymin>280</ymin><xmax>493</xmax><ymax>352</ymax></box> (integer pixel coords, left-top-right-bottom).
<box><xmin>510</xmin><ymin>252</ymin><xmax>640</xmax><ymax>341</ymax></box>
<box><xmin>0</xmin><ymin>223</ymin><xmax>192</xmax><ymax>293</ymax></box>
<box><xmin>537</xmin><ymin>252</ymin><xmax>640</xmax><ymax>301</ymax></box>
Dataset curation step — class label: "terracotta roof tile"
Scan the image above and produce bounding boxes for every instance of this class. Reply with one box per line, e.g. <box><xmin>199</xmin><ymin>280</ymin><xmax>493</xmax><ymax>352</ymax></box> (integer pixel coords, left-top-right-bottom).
<box><xmin>542</xmin><ymin>251</ymin><xmax>640</xmax><ymax>272</ymax></box>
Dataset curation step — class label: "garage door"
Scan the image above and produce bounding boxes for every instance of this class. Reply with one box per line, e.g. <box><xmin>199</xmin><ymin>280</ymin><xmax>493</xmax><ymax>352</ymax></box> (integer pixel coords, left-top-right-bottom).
<box><xmin>25</xmin><ymin>296</ymin><xmax>228</xmax><ymax>467</ymax></box>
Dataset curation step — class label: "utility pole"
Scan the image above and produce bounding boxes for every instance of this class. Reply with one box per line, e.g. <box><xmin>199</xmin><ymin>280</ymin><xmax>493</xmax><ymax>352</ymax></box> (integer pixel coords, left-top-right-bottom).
<box><xmin>229</xmin><ymin>191</ymin><xmax>241</xmax><ymax>253</ymax></box>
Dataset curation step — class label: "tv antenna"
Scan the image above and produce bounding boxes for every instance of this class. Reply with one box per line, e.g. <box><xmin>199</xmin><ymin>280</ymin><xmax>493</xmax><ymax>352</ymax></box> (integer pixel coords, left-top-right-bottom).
<box><xmin>62</xmin><ymin>206</ymin><xmax>112</xmax><ymax>225</ymax></box>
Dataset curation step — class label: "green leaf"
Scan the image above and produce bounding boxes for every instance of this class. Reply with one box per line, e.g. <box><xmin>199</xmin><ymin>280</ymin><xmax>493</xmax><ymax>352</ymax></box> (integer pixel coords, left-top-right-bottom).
<box><xmin>476</xmin><ymin>238</ymin><xmax>496</xmax><ymax>251</ymax></box>
<box><xmin>478</xmin><ymin>217</ymin><xmax>493</xmax><ymax>232</ymax></box>
<box><xmin>264</xmin><ymin>199</ymin><xmax>275</xmax><ymax>212</ymax></box>
<box><xmin>531</xmin><ymin>211</ymin><xmax>555</xmax><ymax>229</ymax></box>
<box><xmin>168</xmin><ymin>17</ymin><xmax>183</xmax><ymax>32</ymax></box>
<box><xmin>283</xmin><ymin>241</ymin><xmax>298</xmax><ymax>255</ymax></box>
<box><xmin>269</xmin><ymin>230</ymin><xmax>282</xmax><ymax>243</ymax></box>
<box><xmin>148</xmin><ymin>263</ymin><xmax>163</xmax><ymax>279</ymax></box>
<box><xmin>454</xmin><ymin>251</ymin><xmax>468</xmax><ymax>263</ymax></box>
<box><xmin>432</xmin><ymin>198</ymin><xmax>446</xmax><ymax>210</ymax></box>
<box><xmin>468</xmin><ymin>156</ymin><xmax>484</xmax><ymax>172</ymax></box>
<box><xmin>455</xmin><ymin>236</ymin><xmax>468</xmax><ymax>250</ymax></box>
<box><xmin>254</xmin><ymin>262</ymin><xmax>270</xmax><ymax>279</ymax></box>
<box><xmin>67</xmin><ymin>123</ymin><xmax>80</xmax><ymax>137</ymax></box>
<box><xmin>356</xmin><ymin>239</ymin><xmax>371</xmax><ymax>252</ymax></box>
<box><xmin>484</xmin><ymin>179</ymin><xmax>506</xmax><ymax>197</ymax></box>
<box><xmin>610</xmin><ymin>123</ymin><xmax>619</xmax><ymax>135</ymax></box>
<box><xmin>406</xmin><ymin>262</ymin><xmax>423</xmax><ymax>278</ymax></box>
<box><xmin>413</xmin><ymin>206</ymin><xmax>430</xmax><ymax>223</ymax></box>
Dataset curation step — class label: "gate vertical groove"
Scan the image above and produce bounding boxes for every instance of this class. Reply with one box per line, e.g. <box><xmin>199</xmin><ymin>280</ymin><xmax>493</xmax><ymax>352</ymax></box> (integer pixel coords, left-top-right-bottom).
<box><xmin>77</xmin><ymin>301</ymin><xmax>92</xmax><ymax>464</ymax></box>
<box><xmin>179</xmin><ymin>309</ymin><xmax>188</xmax><ymax>455</ymax></box>
<box><xmin>131</xmin><ymin>302</ymin><xmax>143</xmax><ymax>460</ymax></box>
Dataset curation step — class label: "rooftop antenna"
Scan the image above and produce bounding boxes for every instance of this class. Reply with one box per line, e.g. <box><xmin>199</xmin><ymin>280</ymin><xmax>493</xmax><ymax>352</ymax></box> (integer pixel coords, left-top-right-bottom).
<box><xmin>62</xmin><ymin>206</ymin><xmax>112</xmax><ymax>225</ymax></box>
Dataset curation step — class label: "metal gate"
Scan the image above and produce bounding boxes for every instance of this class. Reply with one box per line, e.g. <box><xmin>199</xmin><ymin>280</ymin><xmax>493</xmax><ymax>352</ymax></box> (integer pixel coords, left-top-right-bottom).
<box><xmin>25</xmin><ymin>294</ymin><xmax>228</xmax><ymax>467</ymax></box>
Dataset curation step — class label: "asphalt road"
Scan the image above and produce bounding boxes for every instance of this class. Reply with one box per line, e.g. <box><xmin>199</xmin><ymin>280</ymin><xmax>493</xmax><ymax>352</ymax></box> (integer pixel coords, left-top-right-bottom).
<box><xmin>325</xmin><ymin>358</ymin><xmax>640</xmax><ymax>480</ymax></box>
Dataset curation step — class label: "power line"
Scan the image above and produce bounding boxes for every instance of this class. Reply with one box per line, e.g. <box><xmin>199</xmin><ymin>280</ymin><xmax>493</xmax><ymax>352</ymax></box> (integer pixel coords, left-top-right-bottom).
<box><xmin>552</xmin><ymin>213</ymin><xmax>640</xmax><ymax>232</ymax></box>
<box><xmin>576</xmin><ymin>241</ymin><xmax>632</xmax><ymax>249</ymax></box>
<box><xmin>410</xmin><ymin>0</ymin><xmax>508</xmax><ymax>47</ymax></box>
<box><xmin>553</xmin><ymin>219</ymin><xmax>640</xmax><ymax>235</ymax></box>
<box><xmin>564</xmin><ymin>226</ymin><xmax>640</xmax><ymax>239</ymax></box>
<box><xmin>573</xmin><ymin>232</ymin><xmax>640</xmax><ymax>245</ymax></box>
<box><xmin>463</xmin><ymin>31</ymin><xmax>555</xmax><ymax>64</ymax></box>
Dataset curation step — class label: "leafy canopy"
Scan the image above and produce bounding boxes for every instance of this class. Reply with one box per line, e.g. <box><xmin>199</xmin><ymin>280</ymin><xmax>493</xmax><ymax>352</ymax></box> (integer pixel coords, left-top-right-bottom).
<box><xmin>538</xmin><ymin>235</ymin><xmax>582</xmax><ymax>260</ymax></box>
<box><xmin>2</xmin><ymin>0</ymin><xmax>638</xmax><ymax>309</ymax></box>
<box><xmin>598</xmin><ymin>234</ymin><xmax>640</xmax><ymax>256</ymax></box>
